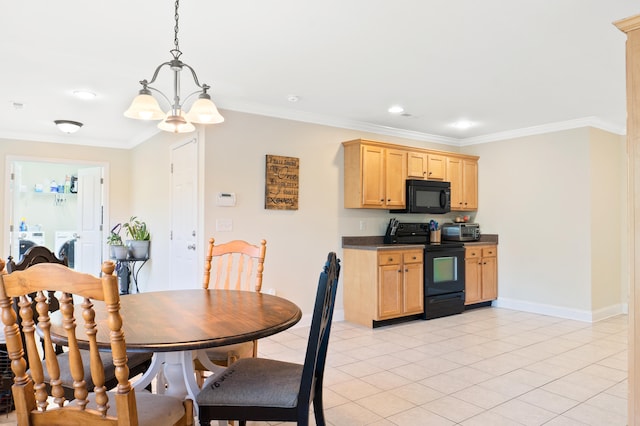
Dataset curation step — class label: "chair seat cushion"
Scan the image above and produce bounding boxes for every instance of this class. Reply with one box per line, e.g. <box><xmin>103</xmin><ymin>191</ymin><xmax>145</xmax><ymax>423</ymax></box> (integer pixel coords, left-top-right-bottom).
<box><xmin>41</xmin><ymin>350</ymin><xmax>152</xmax><ymax>390</ymax></box>
<box><xmin>197</xmin><ymin>357</ymin><xmax>303</xmax><ymax>408</ymax></box>
<box><xmin>70</xmin><ymin>389</ymin><xmax>186</xmax><ymax>425</ymax></box>
<box><xmin>204</xmin><ymin>341</ymin><xmax>254</xmax><ymax>362</ymax></box>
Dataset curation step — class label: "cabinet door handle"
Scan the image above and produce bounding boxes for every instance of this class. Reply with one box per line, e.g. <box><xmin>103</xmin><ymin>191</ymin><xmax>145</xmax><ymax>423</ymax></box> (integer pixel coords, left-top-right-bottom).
<box><xmin>405</xmin><ymin>268</ymin><xmax>409</xmax><ymax>272</ymax></box>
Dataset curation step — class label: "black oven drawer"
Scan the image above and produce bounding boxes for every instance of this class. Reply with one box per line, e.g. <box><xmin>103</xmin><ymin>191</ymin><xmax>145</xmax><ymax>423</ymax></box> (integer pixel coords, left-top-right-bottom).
<box><xmin>423</xmin><ymin>292</ymin><xmax>465</xmax><ymax>320</ymax></box>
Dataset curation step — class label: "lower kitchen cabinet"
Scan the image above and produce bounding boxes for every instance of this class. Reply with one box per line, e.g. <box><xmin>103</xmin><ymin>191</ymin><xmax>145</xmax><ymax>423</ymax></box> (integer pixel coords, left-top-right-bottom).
<box><xmin>464</xmin><ymin>245</ymin><xmax>498</xmax><ymax>305</ymax></box>
<box><xmin>344</xmin><ymin>248</ymin><xmax>424</xmax><ymax>327</ymax></box>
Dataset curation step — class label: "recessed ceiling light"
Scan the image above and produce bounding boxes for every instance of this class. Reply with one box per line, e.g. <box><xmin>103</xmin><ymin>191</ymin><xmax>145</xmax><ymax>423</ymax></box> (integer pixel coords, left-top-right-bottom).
<box><xmin>450</xmin><ymin>120</ymin><xmax>475</xmax><ymax>130</ymax></box>
<box><xmin>388</xmin><ymin>105</ymin><xmax>404</xmax><ymax>114</ymax></box>
<box><xmin>287</xmin><ymin>95</ymin><xmax>299</xmax><ymax>102</ymax></box>
<box><xmin>73</xmin><ymin>90</ymin><xmax>97</xmax><ymax>100</ymax></box>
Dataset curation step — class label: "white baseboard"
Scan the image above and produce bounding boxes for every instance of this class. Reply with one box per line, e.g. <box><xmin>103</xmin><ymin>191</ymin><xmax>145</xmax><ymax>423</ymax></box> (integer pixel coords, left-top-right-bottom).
<box><xmin>493</xmin><ymin>297</ymin><xmax>627</xmax><ymax>323</ymax></box>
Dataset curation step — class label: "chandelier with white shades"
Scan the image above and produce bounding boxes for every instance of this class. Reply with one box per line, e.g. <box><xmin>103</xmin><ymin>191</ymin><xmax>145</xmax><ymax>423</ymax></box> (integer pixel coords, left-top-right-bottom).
<box><xmin>124</xmin><ymin>0</ymin><xmax>224</xmax><ymax>133</ymax></box>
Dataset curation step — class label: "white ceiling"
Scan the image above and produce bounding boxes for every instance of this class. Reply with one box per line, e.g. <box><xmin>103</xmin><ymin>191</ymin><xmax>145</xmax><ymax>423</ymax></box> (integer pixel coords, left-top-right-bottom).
<box><xmin>1</xmin><ymin>1</ymin><xmax>638</xmax><ymax>149</ymax></box>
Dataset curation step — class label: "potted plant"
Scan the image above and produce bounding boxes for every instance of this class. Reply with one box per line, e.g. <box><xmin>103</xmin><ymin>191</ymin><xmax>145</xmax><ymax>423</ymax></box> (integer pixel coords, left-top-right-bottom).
<box><xmin>123</xmin><ymin>216</ymin><xmax>151</xmax><ymax>259</ymax></box>
<box><xmin>107</xmin><ymin>224</ymin><xmax>128</xmax><ymax>260</ymax></box>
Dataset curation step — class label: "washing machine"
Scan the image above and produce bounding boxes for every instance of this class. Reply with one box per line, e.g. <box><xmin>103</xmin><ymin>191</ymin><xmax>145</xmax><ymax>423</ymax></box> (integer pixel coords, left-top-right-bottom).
<box><xmin>16</xmin><ymin>231</ymin><xmax>46</xmax><ymax>261</ymax></box>
<box><xmin>55</xmin><ymin>231</ymin><xmax>76</xmax><ymax>269</ymax></box>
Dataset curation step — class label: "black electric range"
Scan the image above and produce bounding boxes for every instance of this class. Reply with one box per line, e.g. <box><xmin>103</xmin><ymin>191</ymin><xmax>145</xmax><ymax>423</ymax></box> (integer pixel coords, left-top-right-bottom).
<box><xmin>384</xmin><ymin>221</ymin><xmax>466</xmax><ymax>320</ymax></box>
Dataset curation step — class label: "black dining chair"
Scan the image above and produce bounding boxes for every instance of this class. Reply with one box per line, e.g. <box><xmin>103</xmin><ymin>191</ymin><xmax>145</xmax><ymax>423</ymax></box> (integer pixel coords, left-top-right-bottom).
<box><xmin>196</xmin><ymin>252</ymin><xmax>341</xmax><ymax>426</ymax></box>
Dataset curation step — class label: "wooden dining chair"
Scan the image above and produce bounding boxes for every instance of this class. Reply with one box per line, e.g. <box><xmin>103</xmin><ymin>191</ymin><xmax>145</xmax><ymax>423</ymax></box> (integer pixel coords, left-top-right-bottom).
<box><xmin>196</xmin><ymin>252</ymin><xmax>340</xmax><ymax>426</ymax></box>
<box><xmin>195</xmin><ymin>237</ymin><xmax>267</xmax><ymax>386</ymax></box>
<box><xmin>6</xmin><ymin>245</ymin><xmax>153</xmax><ymax>400</ymax></box>
<box><xmin>0</xmin><ymin>260</ymin><xmax>193</xmax><ymax>426</ymax></box>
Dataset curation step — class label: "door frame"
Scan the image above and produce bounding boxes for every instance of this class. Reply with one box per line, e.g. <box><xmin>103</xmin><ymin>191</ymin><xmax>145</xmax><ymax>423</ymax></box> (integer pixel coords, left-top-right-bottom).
<box><xmin>4</xmin><ymin>155</ymin><xmax>110</xmax><ymax>265</ymax></box>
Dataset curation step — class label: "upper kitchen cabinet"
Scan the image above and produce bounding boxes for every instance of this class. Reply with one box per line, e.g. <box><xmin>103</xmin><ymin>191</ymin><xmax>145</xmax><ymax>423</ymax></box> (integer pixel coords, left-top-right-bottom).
<box><xmin>407</xmin><ymin>152</ymin><xmax>446</xmax><ymax>180</ymax></box>
<box><xmin>343</xmin><ymin>138</ymin><xmax>479</xmax><ymax>210</ymax></box>
<box><xmin>344</xmin><ymin>140</ymin><xmax>406</xmax><ymax>209</ymax></box>
<box><xmin>447</xmin><ymin>156</ymin><xmax>478</xmax><ymax>211</ymax></box>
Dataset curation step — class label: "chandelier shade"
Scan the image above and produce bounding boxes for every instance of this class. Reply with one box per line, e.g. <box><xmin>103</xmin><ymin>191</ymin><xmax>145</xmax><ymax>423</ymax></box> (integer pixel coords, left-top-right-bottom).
<box><xmin>124</xmin><ymin>93</ymin><xmax>165</xmax><ymax>120</ymax></box>
<box><xmin>123</xmin><ymin>0</ymin><xmax>223</xmax><ymax>133</ymax></box>
<box><xmin>158</xmin><ymin>110</ymin><xmax>196</xmax><ymax>133</ymax></box>
<box><xmin>187</xmin><ymin>96</ymin><xmax>225</xmax><ymax>124</ymax></box>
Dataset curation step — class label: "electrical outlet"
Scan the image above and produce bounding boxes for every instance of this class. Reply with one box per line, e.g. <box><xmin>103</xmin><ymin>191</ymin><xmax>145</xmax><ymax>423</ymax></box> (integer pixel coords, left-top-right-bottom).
<box><xmin>215</xmin><ymin>218</ymin><xmax>233</xmax><ymax>232</ymax></box>
<box><xmin>359</xmin><ymin>220</ymin><xmax>367</xmax><ymax>231</ymax></box>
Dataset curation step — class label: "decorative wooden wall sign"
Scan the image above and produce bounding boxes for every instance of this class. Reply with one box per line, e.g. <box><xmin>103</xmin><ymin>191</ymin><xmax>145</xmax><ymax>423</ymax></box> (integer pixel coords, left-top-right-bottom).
<box><xmin>265</xmin><ymin>155</ymin><xmax>299</xmax><ymax>210</ymax></box>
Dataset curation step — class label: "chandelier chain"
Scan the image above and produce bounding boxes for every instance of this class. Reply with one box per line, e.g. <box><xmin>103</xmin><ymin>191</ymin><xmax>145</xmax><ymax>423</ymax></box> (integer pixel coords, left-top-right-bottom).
<box><xmin>174</xmin><ymin>0</ymin><xmax>180</xmax><ymax>52</ymax></box>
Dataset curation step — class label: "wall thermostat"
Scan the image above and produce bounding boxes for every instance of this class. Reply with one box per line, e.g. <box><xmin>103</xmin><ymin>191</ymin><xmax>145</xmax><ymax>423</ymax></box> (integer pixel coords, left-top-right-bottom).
<box><xmin>216</xmin><ymin>192</ymin><xmax>236</xmax><ymax>206</ymax></box>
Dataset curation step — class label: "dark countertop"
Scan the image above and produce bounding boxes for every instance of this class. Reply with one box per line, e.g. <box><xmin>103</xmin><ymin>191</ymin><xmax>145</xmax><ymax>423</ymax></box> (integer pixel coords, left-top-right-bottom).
<box><xmin>342</xmin><ymin>234</ymin><xmax>498</xmax><ymax>250</ymax></box>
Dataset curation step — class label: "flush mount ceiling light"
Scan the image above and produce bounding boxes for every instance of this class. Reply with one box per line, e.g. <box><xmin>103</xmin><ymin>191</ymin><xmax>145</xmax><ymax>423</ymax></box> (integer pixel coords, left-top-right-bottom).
<box><xmin>54</xmin><ymin>120</ymin><xmax>83</xmax><ymax>134</ymax></box>
<box><xmin>388</xmin><ymin>105</ymin><xmax>405</xmax><ymax>114</ymax></box>
<box><xmin>124</xmin><ymin>0</ymin><xmax>224</xmax><ymax>133</ymax></box>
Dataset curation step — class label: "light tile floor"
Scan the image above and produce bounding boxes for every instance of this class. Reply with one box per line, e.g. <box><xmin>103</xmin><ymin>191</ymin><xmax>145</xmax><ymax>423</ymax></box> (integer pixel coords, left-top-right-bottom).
<box><xmin>254</xmin><ymin>307</ymin><xmax>628</xmax><ymax>426</ymax></box>
<box><xmin>0</xmin><ymin>307</ymin><xmax>629</xmax><ymax>425</ymax></box>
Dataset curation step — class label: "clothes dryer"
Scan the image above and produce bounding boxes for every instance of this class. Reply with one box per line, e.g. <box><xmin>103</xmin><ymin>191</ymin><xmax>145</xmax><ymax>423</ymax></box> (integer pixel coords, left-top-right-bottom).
<box><xmin>55</xmin><ymin>231</ymin><xmax>76</xmax><ymax>268</ymax></box>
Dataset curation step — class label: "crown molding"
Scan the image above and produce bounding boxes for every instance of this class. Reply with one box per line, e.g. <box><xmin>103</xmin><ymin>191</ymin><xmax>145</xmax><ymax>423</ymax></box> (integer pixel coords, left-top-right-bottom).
<box><xmin>220</xmin><ymin>100</ymin><xmax>461</xmax><ymax>146</ymax></box>
<box><xmin>223</xmin><ymin>100</ymin><xmax>625</xmax><ymax>148</ymax></box>
<box><xmin>458</xmin><ymin>116</ymin><xmax>626</xmax><ymax>146</ymax></box>
<box><xmin>0</xmin><ymin>130</ymin><xmax>132</xmax><ymax>149</ymax></box>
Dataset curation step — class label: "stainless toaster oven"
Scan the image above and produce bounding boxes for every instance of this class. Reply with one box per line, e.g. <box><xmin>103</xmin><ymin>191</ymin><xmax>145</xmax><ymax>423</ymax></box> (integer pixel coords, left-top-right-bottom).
<box><xmin>441</xmin><ymin>223</ymin><xmax>480</xmax><ymax>241</ymax></box>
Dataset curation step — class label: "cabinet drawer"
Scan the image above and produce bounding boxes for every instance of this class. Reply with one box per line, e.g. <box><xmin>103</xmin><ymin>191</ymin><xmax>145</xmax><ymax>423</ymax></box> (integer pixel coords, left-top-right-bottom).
<box><xmin>465</xmin><ymin>247</ymin><xmax>482</xmax><ymax>259</ymax></box>
<box><xmin>378</xmin><ymin>252</ymin><xmax>401</xmax><ymax>266</ymax></box>
<box><xmin>403</xmin><ymin>251</ymin><xmax>423</xmax><ymax>264</ymax></box>
<box><xmin>482</xmin><ymin>247</ymin><xmax>497</xmax><ymax>257</ymax></box>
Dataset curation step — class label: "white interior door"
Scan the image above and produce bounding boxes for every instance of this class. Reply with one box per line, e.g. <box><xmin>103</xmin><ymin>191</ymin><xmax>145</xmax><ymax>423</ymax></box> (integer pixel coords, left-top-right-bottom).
<box><xmin>76</xmin><ymin>167</ymin><xmax>103</xmax><ymax>276</ymax></box>
<box><xmin>170</xmin><ymin>139</ymin><xmax>198</xmax><ymax>289</ymax></box>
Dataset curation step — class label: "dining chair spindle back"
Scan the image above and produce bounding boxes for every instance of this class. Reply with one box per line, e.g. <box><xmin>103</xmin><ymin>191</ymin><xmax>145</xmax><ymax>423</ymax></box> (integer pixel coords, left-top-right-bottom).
<box><xmin>0</xmin><ymin>261</ymin><xmax>193</xmax><ymax>426</ymax></box>
<box><xmin>202</xmin><ymin>238</ymin><xmax>267</xmax><ymax>292</ymax></box>
<box><xmin>5</xmin><ymin>246</ymin><xmax>153</xmax><ymax>401</ymax></box>
<box><xmin>196</xmin><ymin>238</ymin><xmax>267</xmax><ymax>386</ymax></box>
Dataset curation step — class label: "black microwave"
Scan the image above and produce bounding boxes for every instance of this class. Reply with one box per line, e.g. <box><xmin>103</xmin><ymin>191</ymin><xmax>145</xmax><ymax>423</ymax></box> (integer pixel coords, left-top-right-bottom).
<box><xmin>391</xmin><ymin>180</ymin><xmax>451</xmax><ymax>214</ymax></box>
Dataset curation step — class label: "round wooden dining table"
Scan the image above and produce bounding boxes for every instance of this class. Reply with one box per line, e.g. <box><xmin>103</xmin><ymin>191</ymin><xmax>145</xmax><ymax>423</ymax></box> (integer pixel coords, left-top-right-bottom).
<box><xmin>47</xmin><ymin>289</ymin><xmax>302</xmax><ymax>415</ymax></box>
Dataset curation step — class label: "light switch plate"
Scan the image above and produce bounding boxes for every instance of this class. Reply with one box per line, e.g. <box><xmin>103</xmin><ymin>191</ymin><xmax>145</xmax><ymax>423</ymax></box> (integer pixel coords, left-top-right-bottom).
<box><xmin>215</xmin><ymin>218</ymin><xmax>233</xmax><ymax>232</ymax></box>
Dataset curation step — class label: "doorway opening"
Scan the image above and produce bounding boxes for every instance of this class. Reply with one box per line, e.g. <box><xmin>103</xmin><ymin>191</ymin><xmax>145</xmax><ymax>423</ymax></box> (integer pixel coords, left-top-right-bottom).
<box><xmin>5</xmin><ymin>156</ymin><xmax>109</xmax><ymax>277</ymax></box>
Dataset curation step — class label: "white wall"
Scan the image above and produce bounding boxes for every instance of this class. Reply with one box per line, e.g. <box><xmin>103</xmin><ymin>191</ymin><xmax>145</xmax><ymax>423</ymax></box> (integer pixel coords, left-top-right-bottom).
<box><xmin>463</xmin><ymin>128</ymin><xmax>626</xmax><ymax>320</ymax></box>
<box><xmin>589</xmin><ymin>128</ymin><xmax>626</xmax><ymax>314</ymax></box>
<box><xmin>130</xmin><ymin>110</ymin><xmax>464</xmax><ymax>315</ymax></box>
<box><xmin>131</xmin><ymin>112</ymin><xmax>626</xmax><ymax>321</ymax></box>
<box><xmin>0</xmin><ymin>115</ymin><xmax>627</xmax><ymax>323</ymax></box>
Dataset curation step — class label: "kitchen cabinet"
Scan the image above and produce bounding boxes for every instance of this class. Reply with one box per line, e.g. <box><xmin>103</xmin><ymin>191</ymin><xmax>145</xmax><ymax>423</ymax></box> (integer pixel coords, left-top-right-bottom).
<box><xmin>343</xmin><ymin>248</ymin><xmax>423</xmax><ymax>327</ymax></box>
<box><xmin>464</xmin><ymin>245</ymin><xmax>497</xmax><ymax>305</ymax></box>
<box><xmin>344</xmin><ymin>140</ymin><xmax>406</xmax><ymax>209</ymax></box>
<box><xmin>407</xmin><ymin>152</ymin><xmax>446</xmax><ymax>180</ymax></box>
<box><xmin>343</xmin><ymin>139</ymin><xmax>478</xmax><ymax>210</ymax></box>
<box><xmin>447</xmin><ymin>157</ymin><xmax>478</xmax><ymax>211</ymax></box>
